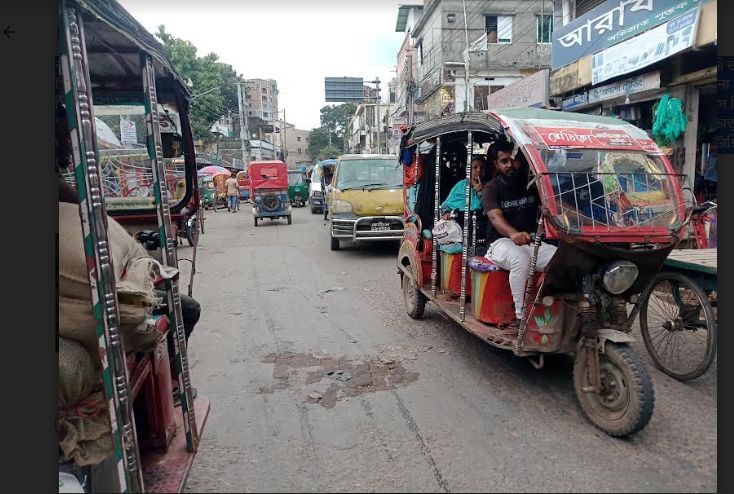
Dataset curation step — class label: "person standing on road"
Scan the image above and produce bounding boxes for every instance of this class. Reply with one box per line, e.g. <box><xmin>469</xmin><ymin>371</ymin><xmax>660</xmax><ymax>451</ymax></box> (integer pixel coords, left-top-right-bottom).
<box><xmin>482</xmin><ymin>140</ymin><xmax>557</xmax><ymax>328</ymax></box>
<box><xmin>225</xmin><ymin>175</ymin><xmax>240</xmax><ymax>213</ymax></box>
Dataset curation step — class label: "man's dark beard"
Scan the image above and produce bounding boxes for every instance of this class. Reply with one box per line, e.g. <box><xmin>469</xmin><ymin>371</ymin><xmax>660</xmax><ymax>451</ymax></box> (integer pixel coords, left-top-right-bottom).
<box><xmin>499</xmin><ymin>169</ymin><xmax>525</xmax><ymax>188</ymax></box>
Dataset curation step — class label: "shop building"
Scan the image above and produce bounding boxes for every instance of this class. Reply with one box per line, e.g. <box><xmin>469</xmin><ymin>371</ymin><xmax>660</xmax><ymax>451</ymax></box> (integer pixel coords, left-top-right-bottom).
<box><xmin>549</xmin><ymin>0</ymin><xmax>717</xmax><ymax>187</ymax></box>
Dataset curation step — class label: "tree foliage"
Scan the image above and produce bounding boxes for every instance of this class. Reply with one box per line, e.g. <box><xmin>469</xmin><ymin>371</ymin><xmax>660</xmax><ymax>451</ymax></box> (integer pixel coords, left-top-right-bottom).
<box><xmin>319</xmin><ymin>103</ymin><xmax>356</xmax><ymax>141</ymax></box>
<box><xmin>315</xmin><ymin>145</ymin><xmax>342</xmax><ymax>160</ymax></box>
<box><xmin>308</xmin><ymin>126</ymin><xmax>331</xmax><ymax>157</ymax></box>
<box><xmin>155</xmin><ymin>26</ymin><xmax>241</xmax><ymax>143</ymax></box>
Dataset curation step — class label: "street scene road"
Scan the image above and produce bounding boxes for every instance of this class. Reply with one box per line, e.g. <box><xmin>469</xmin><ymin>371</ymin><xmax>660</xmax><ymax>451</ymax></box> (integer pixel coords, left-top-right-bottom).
<box><xmin>180</xmin><ymin>207</ymin><xmax>716</xmax><ymax>493</ymax></box>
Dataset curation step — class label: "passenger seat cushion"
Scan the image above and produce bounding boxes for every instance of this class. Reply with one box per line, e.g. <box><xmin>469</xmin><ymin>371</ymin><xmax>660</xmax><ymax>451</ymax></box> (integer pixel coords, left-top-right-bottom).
<box><xmin>468</xmin><ymin>256</ymin><xmax>503</xmax><ymax>272</ymax></box>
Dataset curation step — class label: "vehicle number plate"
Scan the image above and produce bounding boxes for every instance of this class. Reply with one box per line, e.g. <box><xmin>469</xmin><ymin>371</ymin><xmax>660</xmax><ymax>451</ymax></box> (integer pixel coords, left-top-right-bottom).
<box><xmin>371</xmin><ymin>222</ymin><xmax>389</xmax><ymax>231</ymax></box>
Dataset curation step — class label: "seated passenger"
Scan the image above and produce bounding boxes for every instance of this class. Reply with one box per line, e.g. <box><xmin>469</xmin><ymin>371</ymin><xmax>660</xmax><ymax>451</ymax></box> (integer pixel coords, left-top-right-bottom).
<box><xmin>482</xmin><ymin>140</ymin><xmax>557</xmax><ymax>328</ymax></box>
<box><xmin>440</xmin><ymin>156</ymin><xmax>489</xmax><ymax>254</ymax></box>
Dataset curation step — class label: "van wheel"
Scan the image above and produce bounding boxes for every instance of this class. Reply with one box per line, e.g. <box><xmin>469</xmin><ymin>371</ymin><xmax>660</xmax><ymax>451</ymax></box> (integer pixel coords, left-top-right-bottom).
<box><xmin>574</xmin><ymin>342</ymin><xmax>654</xmax><ymax>437</ymax></box>
<box><xmin>402</xmin><ymin>264</ymin><xmax>426</xmax><ymax>319</ymax></box>
<box><xmin>330</xmin><ymin>233</ymin><xmax>340</xmax><ymax>251</ymax></box>
<box><xmin>311</xmin><ymin>205</ymin><xmax>316</xmax><ymax>214</ymax></box>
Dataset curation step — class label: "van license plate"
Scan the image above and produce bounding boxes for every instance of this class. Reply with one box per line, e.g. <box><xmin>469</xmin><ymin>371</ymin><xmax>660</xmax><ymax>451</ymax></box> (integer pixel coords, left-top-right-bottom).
<box><xmin>371</xmin><ymin>222</ymin><xmax>389</xmax><ymax>231</ymax></box>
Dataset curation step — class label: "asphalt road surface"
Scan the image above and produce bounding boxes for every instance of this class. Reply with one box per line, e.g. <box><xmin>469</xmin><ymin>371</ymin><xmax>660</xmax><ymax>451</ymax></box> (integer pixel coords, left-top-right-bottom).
<box><xmin>178</xmin><ymin>204</ymin><xmax>716</xmax><ymax>492</ymax></box>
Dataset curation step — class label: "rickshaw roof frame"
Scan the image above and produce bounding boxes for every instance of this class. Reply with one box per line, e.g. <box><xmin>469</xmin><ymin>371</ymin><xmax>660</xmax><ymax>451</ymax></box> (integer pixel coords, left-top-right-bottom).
<box><xmin>403</xmin><ymin>110</ymin><xmax>685</xmax><ymax>244</ymax></box>
<box><xmin>77</xmin><ymin>0</ymin><xmax>191</xmax><ymax>99</ymax></box>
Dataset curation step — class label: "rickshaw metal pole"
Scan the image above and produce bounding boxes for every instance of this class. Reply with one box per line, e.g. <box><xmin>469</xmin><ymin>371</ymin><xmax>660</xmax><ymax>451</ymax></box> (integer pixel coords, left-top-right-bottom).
<box><xmin>61</xmin><ymin>4</ymin><xmax>143</xmax><ymax>492</ymax></box>
<box><xmin>459</xmin><ymin>131</ymin><xmax>473</xmax><ymax>321</ymax></box>
<box><xmin>515</xmin><ymin>214</ymin><xmax>545</xmax><ymax>355</ymax></box>
<box><xmin>432</xmin><ymin>137</ymin><xmax>441</xmax><ymax>297</ymax></box>
<box><xmin>141</xmin><ymin>53</ymin><xmax>199</xmax><ymax>452</ymax></box>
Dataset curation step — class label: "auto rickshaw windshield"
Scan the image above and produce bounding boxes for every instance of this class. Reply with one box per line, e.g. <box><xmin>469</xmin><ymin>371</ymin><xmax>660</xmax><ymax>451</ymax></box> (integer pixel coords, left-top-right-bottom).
<box><xmin>535</xmin><ymin>147</ymin><xmax>685</xmax><ymax>231</ymax></box>
<box><xmin>288</xmin><ymin>172</ymin><xmax>304</xmax><ymax>184</ymax></box>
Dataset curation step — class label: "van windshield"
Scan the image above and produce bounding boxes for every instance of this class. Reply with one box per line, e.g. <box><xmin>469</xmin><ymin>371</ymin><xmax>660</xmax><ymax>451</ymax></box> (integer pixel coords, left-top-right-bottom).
<box><xmin>335</xmin><ymin>159</ymin><xmax>402</xmax><ymax>190</ymax></box>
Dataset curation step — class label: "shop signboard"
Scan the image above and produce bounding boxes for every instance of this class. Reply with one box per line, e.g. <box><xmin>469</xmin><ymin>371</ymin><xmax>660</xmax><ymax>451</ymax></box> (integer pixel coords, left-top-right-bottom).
<box><xmin>588</xmin><ymin>71</ymin><xmax>661</xmax><ymax>104</ymax></box>
<box><xmin>486</xmin><ymin>69</ymin><xmax>549</xmax><ymax>109</ymax></box>
<box><xmin>562</xmin><ymin>92</ymin><xmax>589</xmax><ymax>111</ymax></box>
<box><xmin>591</xmin><ymin>9</ymin><xmax>699</xmax><ymax>85</ymax></box>
<box><xmin>552</xmin><ymin>0</ymin><xmax>701</xmax><ymax>70</ymax></box>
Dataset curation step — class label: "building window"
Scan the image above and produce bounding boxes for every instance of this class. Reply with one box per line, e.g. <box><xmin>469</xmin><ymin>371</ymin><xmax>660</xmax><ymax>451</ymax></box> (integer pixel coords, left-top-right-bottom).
<box><xmin>485</xmin><ymin>15</ymin><xmax>512</xmax><ymax>44</ymax></box>
<box><xmin>537</xmin><ymin>15</ymin><xmax>553</xmax><ymax>43</ymax></box>
<box><xmin>306</xmin><ymin>137</ymin><xmax>309</xmax><ymax>142</ymax></box>
<box><xmin>490</xmin><ymin>85</ymin><xmax>504</xmax><ymax>95</ymax></box>
<box><xmin>297</xmin><ymin>136</ymin><xmax>301</xmax><ymax>141</ymax></box>
<box><xmin>262</xmin><ymin>88</ymin><xmax>267</xmax><ymax>94</ymax></box>
<box><xmin>474</xmin><ymin>85</ymin><xmax>489</xmax><ymax>111</ymax></box>
<box><xmin>417</xmin><ymin>40</ymin><xmax>424</xmax><ymax>66</ymax></box>
<box><xmin>298</xmin><ymin>148</ymin><xmax>302</xmax><ymax>155</ymax></box>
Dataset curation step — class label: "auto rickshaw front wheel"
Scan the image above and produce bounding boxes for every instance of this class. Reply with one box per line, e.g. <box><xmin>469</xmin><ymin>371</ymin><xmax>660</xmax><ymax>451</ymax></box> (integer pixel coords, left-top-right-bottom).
<box><xmin>573</xmin><ymin>342</ymin><xmax>654</xmax><ymax>437</ymax></box>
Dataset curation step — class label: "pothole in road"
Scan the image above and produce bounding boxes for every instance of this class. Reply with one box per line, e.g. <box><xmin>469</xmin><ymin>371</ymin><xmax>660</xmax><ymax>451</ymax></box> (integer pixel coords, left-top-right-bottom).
<box><xmin>258</xmin><ymin>352</ymin><xmax>419</xmax><ymax>408</ymax></box>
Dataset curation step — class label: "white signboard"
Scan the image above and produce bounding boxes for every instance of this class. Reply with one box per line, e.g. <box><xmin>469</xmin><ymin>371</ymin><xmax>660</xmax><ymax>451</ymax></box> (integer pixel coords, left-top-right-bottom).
<box><xmin>120</xmin><ymin>117</ymin><xmax>138</xmax><ymax>145</ymax></box>
<box><xmin>588</xmin><ymin>71</ymin><xmax>661</xmax><ymax>104</ymax></box>
<box><xmin>591</xmin><ymin>9</ymin><xmax>698</xmax><ymax>85</ymax></box>
<box><xmin>486</xmin><ymin>69</ymin><xmax>549</xmax><ymax>109</ymax></box>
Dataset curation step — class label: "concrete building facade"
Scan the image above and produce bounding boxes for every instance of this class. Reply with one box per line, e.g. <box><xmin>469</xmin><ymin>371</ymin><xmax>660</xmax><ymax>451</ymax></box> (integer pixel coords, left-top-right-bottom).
<box><xmin>245</xmin><ymin>78</ymin><xmax>279</xmax><ymax>122</ymax></box>
<box><xmin>406</xmin><ymin>0</ymin><xmax>560</xmax><ymax>118</ymax></box>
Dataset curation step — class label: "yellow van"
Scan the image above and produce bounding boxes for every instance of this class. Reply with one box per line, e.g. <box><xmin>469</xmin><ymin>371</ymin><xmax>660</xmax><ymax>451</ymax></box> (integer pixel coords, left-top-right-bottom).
<box><xmin>327</xmin><ymin>154</ymin><xmax>404</xmax><ymax>250</ymax></box>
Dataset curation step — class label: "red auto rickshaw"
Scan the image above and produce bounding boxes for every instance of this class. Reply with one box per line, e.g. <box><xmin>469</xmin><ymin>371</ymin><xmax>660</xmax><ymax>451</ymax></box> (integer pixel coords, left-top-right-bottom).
<box><xmin>249</xmin><ymin>160</ymin><xmax>292</xmax><ymax>226</ymax></box>
<box><xmin>398</xmin><ymin>109</ymin><xmax>688</xmax><ymax>437</ymax></box>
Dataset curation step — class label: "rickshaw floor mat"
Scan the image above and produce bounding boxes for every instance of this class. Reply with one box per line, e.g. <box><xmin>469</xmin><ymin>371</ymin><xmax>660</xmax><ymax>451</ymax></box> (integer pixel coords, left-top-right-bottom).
<box><xmin>258</xmin><ymin>352</ymin><xmax>420</xmax><ymax>409</ymax></box>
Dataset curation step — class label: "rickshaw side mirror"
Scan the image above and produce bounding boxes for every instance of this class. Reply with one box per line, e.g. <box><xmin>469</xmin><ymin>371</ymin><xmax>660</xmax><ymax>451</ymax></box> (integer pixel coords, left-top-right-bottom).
<box><xmin>161</xmin><ymin>133</ymin><xmax>184</xmax><ymax>158</ymax></box>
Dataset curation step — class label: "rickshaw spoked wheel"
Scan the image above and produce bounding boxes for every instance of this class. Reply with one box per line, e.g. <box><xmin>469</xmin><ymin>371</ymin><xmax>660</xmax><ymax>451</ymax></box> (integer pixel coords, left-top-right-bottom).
<box><xmin>639</xmin><ymin>272</ymin><xmax>717</xmax><ymax>381</ymax></box>
<box><xmin>402</xmin><ymin>263</ymin><xmax>426</xmax><ymax>320</ymax></box>
<box><xmin>573</xmin><ymin>342</ymin><xmax>654</xmax><ymax>437</ymax></box>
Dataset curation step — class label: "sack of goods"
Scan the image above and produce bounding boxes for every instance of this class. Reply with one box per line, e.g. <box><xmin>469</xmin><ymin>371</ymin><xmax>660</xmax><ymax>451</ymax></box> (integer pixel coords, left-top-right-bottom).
<box><xmin>58</xmin><ymin>202</ymin><xmax>170</xmax><ymax>367</ymax></box>
<box><xmin>58</xmin><ymin>337</ymin><xmax>112</xmax><ymax>466</ymax></box>
<box><xmin>432</xmin><ymin>219</ymin><xmax>463</xmax><ymax>246</ymax></box>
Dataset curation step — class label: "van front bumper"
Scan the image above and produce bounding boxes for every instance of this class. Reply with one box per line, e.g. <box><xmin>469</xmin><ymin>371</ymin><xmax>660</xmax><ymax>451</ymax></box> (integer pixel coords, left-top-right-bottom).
<box><xmin>331</xmin><ymin>215</ymin><xmax>404</xmax><ymax>242</ymax></box>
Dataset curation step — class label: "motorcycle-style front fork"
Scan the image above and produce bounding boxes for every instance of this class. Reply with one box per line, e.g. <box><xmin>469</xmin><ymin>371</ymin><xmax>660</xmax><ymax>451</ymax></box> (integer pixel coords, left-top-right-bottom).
<box><xmin>579</xmin><ymin>275</ymin><xmax>602</xmax><ymax>393</ymax></box>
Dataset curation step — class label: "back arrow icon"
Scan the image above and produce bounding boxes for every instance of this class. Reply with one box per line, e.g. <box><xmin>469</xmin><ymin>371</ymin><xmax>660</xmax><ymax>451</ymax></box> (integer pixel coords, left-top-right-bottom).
<box><xmin>4</xmin><ymin>26</ymin><xmax>15</xmax><ymax>38</ymax></box>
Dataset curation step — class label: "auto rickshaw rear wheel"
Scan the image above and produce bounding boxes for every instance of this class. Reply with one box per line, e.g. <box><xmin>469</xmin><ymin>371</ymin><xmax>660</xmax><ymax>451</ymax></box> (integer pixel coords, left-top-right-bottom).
<box><xmin>402</xmin><ymin>263</ymin><xmax>426</xmax><ymax>320</ymax></box>
<box><xmin>330</xmin><ymin>232</ymin><xmax>340</xmax><ymax>251</ymax></box>
<box><xmin>254</xmin><ymin>217</ymin><xmax>258</xmax><ymax>227</ymax></box>
<box><xmin>287</xmin><ymin>215</ymin><xmax>292</xmax><ymax>225</ymax></box>
<box><xmin>573</xmin><ymin>342</ymin><xmax>654</xmax><ymax>437</ymax></box>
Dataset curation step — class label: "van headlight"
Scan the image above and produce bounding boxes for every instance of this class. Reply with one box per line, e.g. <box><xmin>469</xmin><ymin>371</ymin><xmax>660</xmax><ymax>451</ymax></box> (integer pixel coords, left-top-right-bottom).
<box><xmin>332</xmin><ymin>199</ymin><xmax>354</xmax><ymax>214</ymax></box>
<box><xmin>602</xmin><ymin>261</ymin><xmax>638</xmax><ymax>294</ymax></box>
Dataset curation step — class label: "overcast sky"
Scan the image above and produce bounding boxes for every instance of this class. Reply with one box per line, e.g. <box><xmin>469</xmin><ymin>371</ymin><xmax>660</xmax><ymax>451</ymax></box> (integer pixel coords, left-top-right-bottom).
<box><xmin>118</xmin><ymin>0</ymin><xmax>407</xmax><ymax>130</ymax></box>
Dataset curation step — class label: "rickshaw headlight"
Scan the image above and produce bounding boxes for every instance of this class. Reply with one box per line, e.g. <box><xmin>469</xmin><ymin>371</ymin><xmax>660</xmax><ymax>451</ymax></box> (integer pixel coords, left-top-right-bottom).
<box><xmin>602</xmin><ymin>261</ymin><xmax>638</xmax><ymax>295</ymax></box>
<box><xmin>332</xmin><ymin>199</ymin><xmax>354</xmax><ymax>214</ymax></box>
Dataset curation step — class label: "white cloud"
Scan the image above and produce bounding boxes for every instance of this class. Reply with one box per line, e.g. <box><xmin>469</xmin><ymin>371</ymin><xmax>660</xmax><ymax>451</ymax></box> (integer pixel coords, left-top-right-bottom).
<box><xmin>118</xmin><ymin>0</ymin><xmax>405</xmax><ymax>130</ymax></box>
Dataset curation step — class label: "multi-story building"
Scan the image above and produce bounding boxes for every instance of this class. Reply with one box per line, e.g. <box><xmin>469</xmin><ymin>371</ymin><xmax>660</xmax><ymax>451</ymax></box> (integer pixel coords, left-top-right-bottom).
<box><xmin>266</xmin><ymin>123</ymin><xmax>312</xmax><ymax>168</ymax></box>
<box><xmin>549</xmin><ymin>0</ymin><xmax>717</xmax><ymax>185</ymax></box>
<box><xmin>403</xmin><ymin>0</ymin><xmax>559</xmax><ymax>118</ymax></box>
<box><xmin>348</xmin><ymin>102</ymin><xmax>394</xmax><ymax>154</ymax></box>
<box><xmin>244</xmin><ymin>78</ymin><xmax>279</xmax><ymax>122</ymax></box>
<box><xmin>394</xmin><ymin>4</ymin><xmax>426</xmax><ymax>125</ymax></box>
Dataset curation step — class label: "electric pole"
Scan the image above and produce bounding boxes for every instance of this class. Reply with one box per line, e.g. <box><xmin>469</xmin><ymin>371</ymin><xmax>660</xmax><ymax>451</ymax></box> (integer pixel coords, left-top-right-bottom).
<box><xmin>236</xmin><ymin>81</ymin><xmax>250</xmax><ymax>168</ymax></box>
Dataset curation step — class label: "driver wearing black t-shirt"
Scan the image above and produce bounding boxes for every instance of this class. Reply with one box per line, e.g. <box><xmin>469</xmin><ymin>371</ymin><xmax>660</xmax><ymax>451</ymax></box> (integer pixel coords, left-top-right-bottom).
<box><xmin>481</xmin><ymin>140</ymin><xmax>557</xmax><ymax>327</ymax></box>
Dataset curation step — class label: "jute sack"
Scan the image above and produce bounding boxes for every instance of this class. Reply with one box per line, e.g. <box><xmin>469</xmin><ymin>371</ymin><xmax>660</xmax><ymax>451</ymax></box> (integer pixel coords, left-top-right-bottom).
<box><xmin>58</xmin><ymin>337</ymin><xmax>112</xmax><ymax>466</ymax></box>
<box><xmin>58</xmin><ymin>202</ymin><xmax>168</xmax><ymax>366</ymax></box>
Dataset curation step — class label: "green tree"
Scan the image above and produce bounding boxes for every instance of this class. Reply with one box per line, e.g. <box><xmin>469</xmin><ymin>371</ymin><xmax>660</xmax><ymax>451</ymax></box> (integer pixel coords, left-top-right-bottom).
<box><xmin>316</xmin><ymin>145</ymin><xmax>342</xmax><ymax>160</ymax></box>
<box><xmin>308</xmin><ymin>126</ymin><xmax>331</xmax><ymax>157</ymax></box>
<box><xmin>156</xmin><ymin>26</ymin><xmax>233</xmax><ymax>143</ymax></box>
<box><xmin>319</xmin><ymin>103</ymin><xmax>356</xmax><ymax>149</ymax></box>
